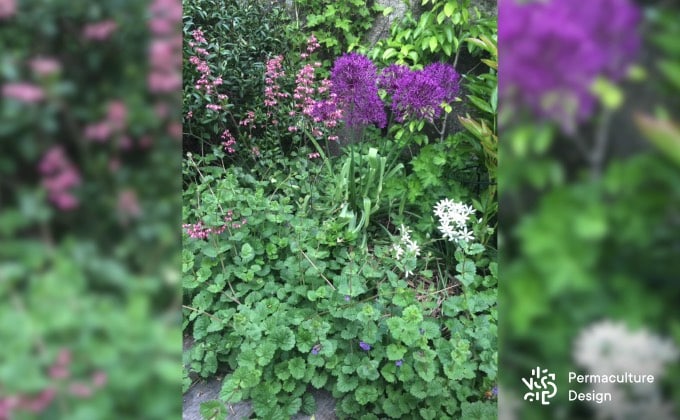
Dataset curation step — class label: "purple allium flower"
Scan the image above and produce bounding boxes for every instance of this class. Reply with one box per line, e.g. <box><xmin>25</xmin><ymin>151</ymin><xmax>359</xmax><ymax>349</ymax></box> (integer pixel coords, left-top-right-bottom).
<box><xmin>380</xmin><ymin>62</ymin><xmax>459</xmax><ymax>123</ymax></box>
<box><xmin>359</xmin><ymin>341</ymin><xmax>371</xmax><ymax>351</ymax></box>
<box><xmin>378</xmin><ymin>64</ymin><xmax>411</xmax><ymax>97</ymax></box>
<box><xmin>311</xmin><ymin>344</ymin><xmax>321</xmax><ymax>355</ymax></box>
<box><xmin>422</xmin><ymin>62</ymin><xmax>460</xmax><ymax>104</ymax></box>
<box><xmin>499</xmin><ymin>0</ymin><xmax>641</xmax><ymax>133</ymax></box>
<box><xmin>330</xmin><ymin>53</ymin><xmax>387</xmax><ymax>128</ymax></box>
<box><xmin>395</xmin><ymin>360</ymin><xmax>403</xmax><ymax>367</ymax></box>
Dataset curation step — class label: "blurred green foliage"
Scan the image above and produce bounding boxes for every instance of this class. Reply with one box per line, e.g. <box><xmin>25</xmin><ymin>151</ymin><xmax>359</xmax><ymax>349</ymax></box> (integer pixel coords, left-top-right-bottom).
<box><xmin>0</xmin><ymin>1</ymin><xmax>181</xmax><ymax>418</ymax></box>
<box><xmin>500</xmin><ymin>2</ymin><xmax>680</xmax><ymax>418</ymax></box>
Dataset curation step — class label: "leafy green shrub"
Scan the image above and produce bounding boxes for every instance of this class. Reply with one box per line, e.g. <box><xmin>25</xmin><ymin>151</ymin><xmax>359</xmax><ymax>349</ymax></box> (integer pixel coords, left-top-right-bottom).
<box><xmin>364</xmin><ymin>0</ymin><xmax>496</xmax><ymax>68</ymax></box>
<box><xmin>292</xmin><ymin>0</ymin><xmax>383</xmax><ymax>58</ymax></box>
<box><xmin>183</xmin><ymin>0</ymin><xmax>294</xmax><ymax>153</ymax></box>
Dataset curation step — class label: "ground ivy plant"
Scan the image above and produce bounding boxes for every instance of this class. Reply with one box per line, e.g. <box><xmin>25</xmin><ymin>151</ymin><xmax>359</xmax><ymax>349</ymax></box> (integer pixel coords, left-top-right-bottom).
<box><xmin>182</xmin><ymin>155</ymin><xmax>497</xmax><ymax>419</ymax></box>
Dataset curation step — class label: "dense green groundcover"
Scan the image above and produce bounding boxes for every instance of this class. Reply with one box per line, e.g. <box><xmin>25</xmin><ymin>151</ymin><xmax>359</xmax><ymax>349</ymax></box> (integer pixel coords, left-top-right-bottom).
<box><xmin>182</xmin><ymin>0</ymin><xmax>497</xmax><ymax>419</ymax></box>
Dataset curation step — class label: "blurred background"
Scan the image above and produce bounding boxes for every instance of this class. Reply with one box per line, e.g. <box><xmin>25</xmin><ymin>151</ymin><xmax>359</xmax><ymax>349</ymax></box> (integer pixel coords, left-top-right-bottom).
<box><xmin>0</xmin><ymin>1</ymin><xmax>182</xmax><ymax>419</ymax></box>
<box><xmin>499</xmin><ymin>0</ymin><xmax>680</xmax><ymax>419</ymax></box>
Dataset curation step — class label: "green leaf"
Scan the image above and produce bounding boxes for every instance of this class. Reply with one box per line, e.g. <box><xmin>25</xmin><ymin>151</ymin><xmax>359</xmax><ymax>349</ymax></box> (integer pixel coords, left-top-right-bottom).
<box><xmin>271</xmin><ymin>327</ymin><xmax>296</xmax><ymax>351</ymax></box>
<box><xmin>355</xmin><ymin>385</ymin><xmax>380</xmax><ymax>405</ymax></box>
<box><xmin>241</xmin><ymin>243</ymin><xmax>255</xmax><ymax>264</ymax></box>
<box><xmin>200</xmin><ymin>400</ymin><xmax>226</xmax><ymax>420</ymax></box>
<box><xmin>288</xmin><ymin>357</ymin><xmax>306</xmax><ymax>380</ymax></box>
<box><xmin>381</xmin><ymin>362</ymin><xmax>397</xmax><ymax>383</ymax></box>
<box><xmin>382</xmin><ymin>48</ymin><xmax>397</xmax><ymax>61</ymax></box>
<box><xmin>301</xmin><ymin>394</ymin><xmax>317</xmax><ymax>415</ymax></box>
<box><xmin>634</xmin><ymin>113</ymin><xmax>680</xmax><ymax>167</ymax></box>
<box><xmin>590</xmin><ymin>77</ymin><xmax>623</xmax><ymax>110</ymax></box>
<box><xmin>386</xmin><ymin>344</ymin><xmax>407</xmax><ymax>360</ymax></box>
<box><xmin>336</xmin><ymin>374</ymin><xmax>359</xmax><ymax>392</ymax></box>
<box><xmin>311</xmin><ymin>372</ymin><xmax>328</xmax><ymax>388</ymax></box>
<box><xmin>444</xmin><ymin>2</ymin><xmax>455</xmax><ymax>17</ymax></box>
<box><xmin>202</xmin><ymin>244</ymin><xmax>218</xmax><ymax>258</ymax></box>
<box><xmin>219</xmin><ymin>376</ymin><xmax>243</xmax><ymax>403</ymax></box>
<box><xmin>657</xmin><ymin>60</ymin><xmax>680</xmax><ymax>91</ymax></box>
<box><xmin>466</xmin><ymin>95</ymin><xmax>494</xmax><ymax>114</ymax></box>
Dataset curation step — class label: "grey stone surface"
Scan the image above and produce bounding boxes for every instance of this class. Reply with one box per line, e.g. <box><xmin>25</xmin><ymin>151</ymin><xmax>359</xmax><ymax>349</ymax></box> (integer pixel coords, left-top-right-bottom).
<box><xmin>183</xmin><ymin>336</ymin><xmax>337</xmax><ymax>420</ymax></box>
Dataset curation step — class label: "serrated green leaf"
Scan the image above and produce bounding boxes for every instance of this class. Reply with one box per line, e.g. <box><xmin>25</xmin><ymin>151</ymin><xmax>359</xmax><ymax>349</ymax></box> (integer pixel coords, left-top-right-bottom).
<box><xmin>200</xmin><ymin>400</ymin><xmax>226</xmax><ymax>420</ymax></box>
<box><xmin>288</xmin><ymin>357</ymin><xmax>306</xmax><ymax>380</ymax></box>
<box><xmin>386</xmin><ymin>344</ymin><xmax>407</xmax><ymax>360</ymax></box>
<box><xmin>241</xmin><ymin>243</ymin><xmax>254</xmax><ymax>264</ymax></box>
<box><xmin>355</xmin><ymin>385</ymin><xmax>380</xmax><ymax>405</ymax></box>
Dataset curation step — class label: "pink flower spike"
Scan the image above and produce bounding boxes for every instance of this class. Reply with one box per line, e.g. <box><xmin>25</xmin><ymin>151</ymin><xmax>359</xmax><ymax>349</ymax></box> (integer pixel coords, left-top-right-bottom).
<box><xmin>29</xmin><ymin>57</ymin><xmax>61</xmax><ymax>76</ymax></box>
<box><xmin>2</xmin><ymin>83</ymin><xmax>45</xmax><ymax>103</ymax></box>
<box><xmin>83</xmin><ymin>20</ymin><xmax>118</xmax><ymax>41</ymax></box>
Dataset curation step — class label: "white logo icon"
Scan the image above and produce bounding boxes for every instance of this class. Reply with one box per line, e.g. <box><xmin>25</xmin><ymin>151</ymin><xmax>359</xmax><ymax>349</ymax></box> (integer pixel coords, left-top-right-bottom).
<box><xmin>522</xmin><ymin>366</ymin><xmax>557</xmax><ymax>405</ymax></box>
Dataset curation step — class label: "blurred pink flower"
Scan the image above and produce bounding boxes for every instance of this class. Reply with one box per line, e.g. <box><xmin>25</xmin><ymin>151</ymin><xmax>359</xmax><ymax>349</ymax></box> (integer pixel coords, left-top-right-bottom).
<box><xmin>108</xmin><ymin>158</ymin><xmax>121</xmax><ymax>173</ymax></box>
<box><xmin>148</xmin><ymin>71</ymin><xmax>181</xmax><ymax>93</ymax></box>
<box><xmin>68</xmin><ymin>383</ymin><xmax>93</xmax><ymax>398</ymax></box>
<box><xmin>92</xmin><ymin>371</ymin><xmax>107</xmax><ymax>388</ymax></box>
<box><xmin>56</xmin><ymin>349</ymin><xmax>71</xmax><ymax>366</ymax></box>
<box><xmin>2</xmin><ymin>83</ymin><xmax>45</xmax><ymax>103</ymax></box>
<box><xmin>38</xmin><ymin>146</ymin><xmax>81</xmax><ymax>211</ymax></box>
<box><xmin>83</xmin><ymin>121</ymin><xmax>112</xmax><ymax>142</ymax></box>
<box><xmin>148</xmin><ymin>0</ymin><xmax>181</xmax><ymax>93</ymax></box>
<box><xmin>49</xmin><ymin>348</ymin><xmax>72</xmax><ymax>379</ymax></box>
<box><xmin>117</xmin><ymin>189</ymin><xmax>142</xmax><ymax>221</ymax></box>
<box><xmin>167</xmin><ymin>122</ymin><xmax>182</xmax><ymax>139</ymax></box>
<box><xmin>149</xmin><ymin>0</ymin><xmax>181</xmax><ymax>35</ymax></box>
<box><xmin>0</xmin><ymin>0</ymin><xmax>16</xmax><ymax>19</ymax></box>
<box><xmin>82</xmin><ymin>20</ymin><xmax>117</xmax><ymax>41</ymax></box>
<box><xmin>29</xmin><ymin>57</ymin><xmax>61</xmax><ymax>77</ymax></box>
<box><xmin>106</xmin><ymin>100</ymin><xmax>127</xmax><ymax>130</ymax></box>
<box><xmin>22</xmin><ymin>388</ymin><xmax>57</xmax><ymax>413</ymax></box>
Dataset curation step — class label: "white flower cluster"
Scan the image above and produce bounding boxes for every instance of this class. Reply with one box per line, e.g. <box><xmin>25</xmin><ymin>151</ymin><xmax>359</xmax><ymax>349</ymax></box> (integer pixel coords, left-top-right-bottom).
<box><xmin>573</xmin><ymin>319</ymin><xmax>679</xmax><ymax>377</ymax></box>
<box><xmin>392</xmin><ymin>224</ymin><xmax>420</xmax><ymax>278</ymax></box>
<box><xmin>573</xmin><ymin>320</ymin><xmax>680</xmax><ymax>419</ymax></box>
<box><xmin>433</xmin><ymin>198</ymin><xmax>475</xmax><ymax>243</ymax></box>
<box><xmin>392</xmin><ymin>224</ymin><xmax>420</xmax><ymax>260</ymax></box>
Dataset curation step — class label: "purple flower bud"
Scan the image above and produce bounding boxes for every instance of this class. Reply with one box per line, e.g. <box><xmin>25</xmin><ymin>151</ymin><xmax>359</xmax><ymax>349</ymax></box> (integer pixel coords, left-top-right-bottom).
<box><xmin>359</xmin><ymin>341</ymin><xmax>371</xmax><ymax>351</ymax></box>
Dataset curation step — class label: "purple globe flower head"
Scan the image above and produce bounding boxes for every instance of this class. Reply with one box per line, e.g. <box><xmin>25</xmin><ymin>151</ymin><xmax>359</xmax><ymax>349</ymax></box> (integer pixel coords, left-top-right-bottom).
<box><xmin>331</xmin><ymin>53</ymin><xmax>387</xmax><ymax>128</ymax></box>
<box><xmin>423</xmin><ymin>62</ymin><xmax>460</xmax><ymax>104</ymax></box>
<box><xmin>380</xmin><ymin>62</ymin><xmax>459</xmax><ymax>123</ymax></box>
<box><xmin>499</xmin><ymin>0</ymin><xmax>641</xmax><ymax>133</ymax></box>
<box><xmin>378</xmin><ymin>63</ymin><xmax>411</xmax><ymax>97</ymax></box>
<box><xmin>358</xmin><ymin>341</ymin><xmax>371</xmax><ymax>351</ymax></box>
